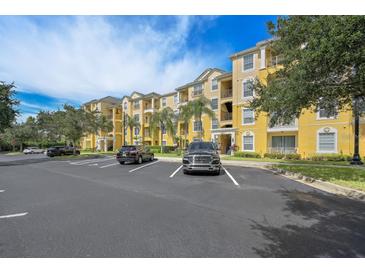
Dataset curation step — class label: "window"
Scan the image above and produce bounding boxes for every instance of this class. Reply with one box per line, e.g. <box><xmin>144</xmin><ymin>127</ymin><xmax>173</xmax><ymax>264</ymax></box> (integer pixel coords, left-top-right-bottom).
<box><xmin>242</xmin><ymin>108</ymin><xmax>255</xmax><ymax>125</ymax></box>
<box><xmin>134</xmin><ymin>127</ymin><xmax>140</xmax><ymax>136</ymax></box>
<box><xmin>243</xmin><ymin>54</ymin><xmax>254</xmax><ymax>71</ymax></box>
<box><xmin>193</xmin><ymin>121</ymin><xmax>202</xmax><ymax>132</ymax></box>
<box><xmin>243</xmin><ymin>79</ymin><xmax>254</xmax><ymax>98</ymax></box>
<box><xmin>133</xmin><ymin>100</ymin><xmax>140</xmax><ymax>109</ymax></box>
<box><xmin>317</xmin><ymin>129</ymin><xmax>337</xmax><ymax>153</ymax></box>
<box><xmin>162</xmin><ymin>97</ymin><xmax>167</xmax><ymax>107</ymax></box>
<box><xmin>123</xmin><ymin>102</ymin><xmax>128</xmax><ymax>110</ymax></box>
<box><xmin>211</xmin><ymin>78</ymin><xmax>218</xmax><ymax>90</ymax></box>
<box><xmin>243</xmin><ymin>134</ymin><xmax>254</xmax><ymax>151</ymax></box>
<box><xmin>173</xmin><ymin>94</ymin><xmax>179</xmax><ymax>104</ymax></box>
<box><xmin>211</xmin><ymin>119</ymin><xmax>219</xmax><ymax>129</ymax></box>
<box><xmin>134</xmin><ymin>114</ymin><xmax>139</xmax><ymax>122</ymax></box>
<box><xmin>211</xmin><ymin>98</ymin><xmax>218</xmax><ymax>110</ymax></box>
<box><xmin>318</xmin><ymin>107</ymin><xmax>336</xmax><ymax>119</ymax></box>
<box><xmin>162</xmin><ymin>140</ymin><xmax>167</xmax><ymax>146</ymax></box>
<box><xmin>193</xmin><ymin>83</ymin><xmax>203</xmax><ymax>96</ymax></box>
<box><xmin>161</xmin><ymin>126</ymin><xmax>166</xmax><ymax>134</ymax></box>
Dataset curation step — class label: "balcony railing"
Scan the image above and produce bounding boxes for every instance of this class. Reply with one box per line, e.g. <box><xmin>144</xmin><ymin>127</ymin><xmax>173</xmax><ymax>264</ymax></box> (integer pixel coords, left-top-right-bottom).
<box><xmin>268</xmin><ymin>119</ymin><xmax>298</xmax><ymax>132</ymax></box>
<box><xmin>221</xmin><ymin>89</ymin><xmax>233</xmax><ymax>99</ymax></box>
<box><xmin>192</xmin><ymin>89</ymin><xmax>203</xmax><ymax>97</ymax></box>
<box><xmin>268</xmin><ymin>147</ymin><xmax>297</xmax><ymax>154</ymax></box>
<box><xmin>267</xmin><ymin>55</ymin><xmax>284</xmax><ymax>67</ymax></box>
<box><xmin>221</xmin><ymin>112</ymin><xmax>232</xmax><ymax>121</ymax></box>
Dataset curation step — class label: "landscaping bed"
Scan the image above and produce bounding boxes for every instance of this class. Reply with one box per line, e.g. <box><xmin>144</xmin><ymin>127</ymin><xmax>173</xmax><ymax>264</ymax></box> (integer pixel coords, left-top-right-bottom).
<box><xmin>275</xmin><ymin>164</ymin><xmax>365</xmax><ymax>192</ymax></box>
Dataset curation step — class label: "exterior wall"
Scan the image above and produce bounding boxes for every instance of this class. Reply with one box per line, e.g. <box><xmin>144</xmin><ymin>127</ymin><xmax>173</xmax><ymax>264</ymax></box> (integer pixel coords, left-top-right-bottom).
<box><xmin>82</xmin><ymin>40</ymin><xmax>363</xmax><ymax>158</ymax></box>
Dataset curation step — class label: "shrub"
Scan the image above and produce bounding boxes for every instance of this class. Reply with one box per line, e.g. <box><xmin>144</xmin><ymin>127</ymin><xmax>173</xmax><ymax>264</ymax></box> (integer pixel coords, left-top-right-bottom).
<box><xmin>309</xmin><ymin>153</ymin><xmax>350</xmax><ymax>161</ymax></box>
<box><xmin>284</xmin><ymin>153</ymin><xmax>301</xmax><ymax>160</ymax></box>
<box><xmin>146</xmin><ymin>145</ymin><xmax>176</xmax><ymax>153</ymax></box>
<box><xmin>264</xmin><ymin>152</ymin><xmax>285</xmax><ymax>159</ymax></box>
<box><xmin>234</xmin><ymin>151</ymin><xmax>261</xmax><ymax>158</ymax></box>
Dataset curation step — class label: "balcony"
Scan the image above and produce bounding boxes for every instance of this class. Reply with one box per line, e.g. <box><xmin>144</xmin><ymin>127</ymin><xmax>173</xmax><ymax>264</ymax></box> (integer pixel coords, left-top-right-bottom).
<box><xmin>267</xmin><ymin>119</ymin><xmax>298</xmax><ymax>132</ymax></box>
<box><xmin>192</xmin><ymin>89</ymin><xmax>203</xmax><ymax>97</ymax></box>
<box><xmin>267</xmin><ymin>55</ymin><xmax>284</xmax><ymax>67</ymax></box>
<box><xmin>144</xmin><ymin>107</ymin><xmax>157</xmax><ymax>114</ymax></box>
<box><xmin>221</xmin><ymin>112</ymin><xmax>232</xmax><ymax>121</ymax></box>
<box><xmin>268</xmin><ymin>147</ymin><xmax>297</xmax><ymax>154</ymax></box>
<box><xmin>221</xmin><ymin>89</ymin><xmax>232</xmax><ymax>99</ymax></box>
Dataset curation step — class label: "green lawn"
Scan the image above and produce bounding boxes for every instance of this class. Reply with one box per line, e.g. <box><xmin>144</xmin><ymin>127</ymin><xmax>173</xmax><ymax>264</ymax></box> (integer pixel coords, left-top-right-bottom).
<box><xmin>276</xmin><ymin>164</ymin><xmax>365</xmax><ymax>191</ymax></box>
<box><xmin>221</xmin><ymin>155</ymin><xmax>350</xmax><ymax>166</ymax></box>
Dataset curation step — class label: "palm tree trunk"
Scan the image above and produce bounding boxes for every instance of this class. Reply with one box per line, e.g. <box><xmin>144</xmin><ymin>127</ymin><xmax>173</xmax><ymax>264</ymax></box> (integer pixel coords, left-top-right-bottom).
<box><xmin>184</xmin><ymin>122</ymin><xmax>188</xmax><ymax>148</ymax></box>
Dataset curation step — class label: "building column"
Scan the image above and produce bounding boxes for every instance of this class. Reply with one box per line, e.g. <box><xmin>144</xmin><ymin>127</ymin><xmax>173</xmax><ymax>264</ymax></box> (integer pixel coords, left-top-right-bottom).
<box><xmin>260</xmin><ymin>46</ymin><xmax>266</xmax><ymax>69</ymax></box>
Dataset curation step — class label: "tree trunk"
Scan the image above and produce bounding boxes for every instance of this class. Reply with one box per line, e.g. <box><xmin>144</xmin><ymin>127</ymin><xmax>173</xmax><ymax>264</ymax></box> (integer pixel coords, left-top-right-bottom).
<box><xmin>20</xmin><ymin>143</ymin><xmax>23</xmax><ymax>152</ymax></box>
<box><xmin>160</xmin><ymin>122</ymin><xmax>163</xmax><ymax>154</ymax></box>
<box><xmin>130</xmin><ymin>126</ymin><xmax>133</xmax><ymax>145</ymax></box>
<box><xmin>184</xmin><ymin>122</ymin><xmax>188</xmax><ymax>149</ymax></box>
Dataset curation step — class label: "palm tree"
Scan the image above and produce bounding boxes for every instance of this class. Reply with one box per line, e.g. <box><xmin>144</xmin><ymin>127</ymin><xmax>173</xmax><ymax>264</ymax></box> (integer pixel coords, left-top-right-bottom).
<box><xmin>126</xmin><ymin>114</ymin><xmax>140</xmax><ymax>145</ymax></box>
<box><xmin>149</xmin><ymin>107</ymin><xmax>175</xmax><ymax>153</ymax></box>
<box><xmin>178</xmin><ymin>103</ymin><xmax>194</xmax><ymax>148</ymax></box>
<box><xmin>189</xmin><ymin>95</ymin><xmax>215</xmax><ymax>140</ymax></box>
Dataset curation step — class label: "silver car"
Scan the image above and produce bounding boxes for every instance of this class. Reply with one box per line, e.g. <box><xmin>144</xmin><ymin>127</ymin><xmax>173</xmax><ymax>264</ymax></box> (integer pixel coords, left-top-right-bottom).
<box><xmin>182</xmin><ymin>141</ymin><xmax>221</xmax><ymax>175</ymax></box>
<box><xmin>23</xmin><ymin>147</ymin><xmax>45</xmax><ymax>154</ymax></box>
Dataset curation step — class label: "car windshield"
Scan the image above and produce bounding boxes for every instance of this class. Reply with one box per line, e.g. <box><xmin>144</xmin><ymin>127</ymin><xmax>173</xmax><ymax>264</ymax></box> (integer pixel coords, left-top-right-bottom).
<box><xmin>188</xmin><ymin>142</ymin><xmax>214</xmax><ymax>151</ymax></box>
<box><xmin>120</xmin><ymin>146</ymin><xmax>138</xmax><ymax>152</ymax></box>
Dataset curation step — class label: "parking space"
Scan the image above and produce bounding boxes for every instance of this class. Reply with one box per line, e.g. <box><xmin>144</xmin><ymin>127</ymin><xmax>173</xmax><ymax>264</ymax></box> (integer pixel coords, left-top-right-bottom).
<box><xmin>1</xmin><ymin>156</ymin><xmax>365</xmax><ymax>257</ymax></box>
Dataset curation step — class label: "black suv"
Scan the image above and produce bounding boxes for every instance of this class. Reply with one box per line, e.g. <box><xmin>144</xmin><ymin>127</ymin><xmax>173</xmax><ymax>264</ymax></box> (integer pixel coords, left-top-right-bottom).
<box><xmin>46</xmin><ymin>146</ymin><xmax>80</xmax><ymax>157</ymax></box>
<box><xmin>182</xmin><ymin>141</ymin><xmax>221</xmax><ymax>175</ymax></box>
<box><xmin>116</xmin><ymin>145</ymin><xmax>154</xmax><ymax>164</ymax></box>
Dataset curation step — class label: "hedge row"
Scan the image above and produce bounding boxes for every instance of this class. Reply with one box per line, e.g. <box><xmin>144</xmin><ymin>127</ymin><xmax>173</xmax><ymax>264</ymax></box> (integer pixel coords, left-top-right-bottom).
<box><xmin>233</xmin><ymin>151</ymin><xmax>261</xmax><ymax>158</ymax></box>
<box><xmin>308</xmin><ymin>153</ymin><xmax>352</xmax><ymax>161</ymax></box>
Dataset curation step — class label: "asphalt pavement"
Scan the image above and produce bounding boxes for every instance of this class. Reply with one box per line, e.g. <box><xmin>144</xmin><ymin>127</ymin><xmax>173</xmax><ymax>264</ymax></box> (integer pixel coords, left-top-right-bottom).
<box><xmin>0</xmin><ymin>155</ymin><xmax>364</xmax><ymax>257</ymax></box>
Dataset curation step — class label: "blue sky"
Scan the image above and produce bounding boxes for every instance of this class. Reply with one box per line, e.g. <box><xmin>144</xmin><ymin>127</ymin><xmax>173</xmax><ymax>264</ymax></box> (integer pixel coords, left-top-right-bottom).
<box><xmin>0</xmin><ymin>15</ymin><xmax>277</xmax><ymax>122</ymax></box>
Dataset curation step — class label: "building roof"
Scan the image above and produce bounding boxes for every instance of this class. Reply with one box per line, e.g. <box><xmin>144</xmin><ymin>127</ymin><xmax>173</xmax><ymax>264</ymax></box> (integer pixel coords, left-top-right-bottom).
<box><xmin>176</xmin><ymin>68</ymin><xmax>226</xmax><ymax>91</ymax></box>
<box><xmin>229</xmin><ymin>38</ymin><xmax>276</xmax><ymax>60</ymax></box>
<box><xmin>216</xmin><ymin>72</ymin><xmax>232</xmax><ymax>80</ymax></box>
<box><xmin>83</xmin><ymin>96</ymin><xmax>121</xmax><ymax>106</ymax></box>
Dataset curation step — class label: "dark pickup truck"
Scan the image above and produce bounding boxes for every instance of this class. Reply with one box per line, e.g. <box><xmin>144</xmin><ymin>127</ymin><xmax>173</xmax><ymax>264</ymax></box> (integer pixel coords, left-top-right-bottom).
<box><xmin>182</xmin><ymin>141</ymin><xmax>221</xmax><ymax>175</ymax></box>
<box><xmin>46</xmin><ymin>146</ymin><xmax>80</xmax><ymax>157</ymax></box>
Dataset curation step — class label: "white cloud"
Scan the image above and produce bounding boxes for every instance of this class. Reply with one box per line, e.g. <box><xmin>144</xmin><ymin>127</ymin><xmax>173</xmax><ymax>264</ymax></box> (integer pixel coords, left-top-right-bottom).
<box><xmin>0</xmin><ymin>16</ymin><xmax>225</xmax><ymax>102</ymax></box>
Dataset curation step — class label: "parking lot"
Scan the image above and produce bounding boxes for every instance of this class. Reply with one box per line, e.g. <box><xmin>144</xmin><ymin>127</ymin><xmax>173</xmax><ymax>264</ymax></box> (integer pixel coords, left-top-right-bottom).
<box><xmin>1</xmin><ymin>155</ymin><xmax>365</xmax><ymax>257</ymax></box>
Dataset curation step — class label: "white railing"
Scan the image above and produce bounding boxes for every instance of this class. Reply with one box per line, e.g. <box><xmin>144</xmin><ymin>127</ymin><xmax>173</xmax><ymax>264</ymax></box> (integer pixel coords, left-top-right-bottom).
<box><xmin>268</xmin><ymin>147</ymin><xmax>297</xmax><ymax>154</ymax></box>
<box><xmin>268</xmin><ymin>119</ymin><xmax>298</xmax><ymax>132</ymax></box>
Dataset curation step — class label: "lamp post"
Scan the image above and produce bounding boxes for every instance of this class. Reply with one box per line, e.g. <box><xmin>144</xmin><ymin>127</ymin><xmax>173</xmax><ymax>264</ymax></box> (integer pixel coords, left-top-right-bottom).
<box><xmin>123</xmin><ymin>111</ymin><xmax>126</xmax><ymax>146</ymax></box>
<box><xmin>351</xmin><ymin>95</ymin><xmax>363</xmax><ymax>165</ymax></box>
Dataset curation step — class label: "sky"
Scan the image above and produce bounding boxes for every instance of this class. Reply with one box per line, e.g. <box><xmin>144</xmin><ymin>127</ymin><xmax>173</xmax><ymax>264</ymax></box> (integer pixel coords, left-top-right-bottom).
<box><xmin>0</xmin><ymin>15</ymin><xmax>278</xmax><ymax>122</ymax></box>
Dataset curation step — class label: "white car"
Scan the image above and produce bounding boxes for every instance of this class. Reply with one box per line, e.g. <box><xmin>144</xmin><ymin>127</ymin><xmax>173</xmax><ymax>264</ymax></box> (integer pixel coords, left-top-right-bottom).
<box><xmin>23</xmin><ymin>147</ymin><xmax>45</xmax><ymax>154</ymax></box>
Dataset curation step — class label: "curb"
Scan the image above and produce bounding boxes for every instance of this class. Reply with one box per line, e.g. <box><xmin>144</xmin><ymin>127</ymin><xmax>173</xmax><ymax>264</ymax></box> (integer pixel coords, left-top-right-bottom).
<box><xmin>269</xmin><ymin>167</ymin><xmax>365</xmax><ymax>202</ymax></box>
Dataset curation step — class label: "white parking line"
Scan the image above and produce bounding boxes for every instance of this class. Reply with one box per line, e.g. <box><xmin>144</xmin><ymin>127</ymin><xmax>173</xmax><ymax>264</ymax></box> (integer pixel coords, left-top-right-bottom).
<box><xmin>100</xmin><ymin>162</ymin><xmax>120</xmax><ymax>169</ymax></box>
<box><xmin>88</xmin><ymin>163</ymin><xmax>98</xmax><ymax>166</ymax></box>
<box><xmin>0</xmin><ymin>212</ymin><xmax>28</xmax><ymax>219</ymax></box>
<box><xmin>169</xmin><ymin>165</ymin><xmax>183</xmax><ymax>178</ymax></box>
<box><xmin>222</xmin><ymin>167</ymin><xmax>240</xmax><ymax>187</ymax></box>
<box><xmin>0</xmin><ymin>190</ymin><xmax>5</xmax><ymax>193</ymax></box>
<box><xmin>129</xmin><ymin>160</ymin><xmax>160</xmax><ymax>173</ymax></box>
<box><xmin>70</xmin><ymin>157</ymin><xmax>114</xmax><ymax>165</ymax></box>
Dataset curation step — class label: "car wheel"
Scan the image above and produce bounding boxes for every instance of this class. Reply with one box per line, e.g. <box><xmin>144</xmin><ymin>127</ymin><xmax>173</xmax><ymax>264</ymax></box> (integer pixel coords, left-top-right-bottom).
<box><xmin>119</xmin><ymin>161</ymin><xmax>125</xmax><ymax>165</ymax></box>
<box><xmin>183</xmin><ymin>169</ymin><xmax>189</xmax><ymax>174</ymax></box>
<box><xmin>214</xmin><ymin>168</ymin><xmax>221</xmax><ymax>176</ymax></box>
<box><xmin>138</xmin><ymin>156</ymin><xmax>143</xmax><ymax>164</ymax></box>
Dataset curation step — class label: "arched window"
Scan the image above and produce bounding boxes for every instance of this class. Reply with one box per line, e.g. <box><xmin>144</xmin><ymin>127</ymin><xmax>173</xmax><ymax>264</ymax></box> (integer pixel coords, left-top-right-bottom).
<box><xmin>242</xmin><ymin>131</ymin><xmax>255</xmax><ymax>152</ymax></box>
<box><xmin>317</xmin><ymin>127</ymin><xmax>337</xmax><ymax>153</ymax></box>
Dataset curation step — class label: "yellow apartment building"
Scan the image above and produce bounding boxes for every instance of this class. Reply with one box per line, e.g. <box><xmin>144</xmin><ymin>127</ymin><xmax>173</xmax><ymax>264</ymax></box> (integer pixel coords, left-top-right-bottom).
<box><xmin>81</xmin><ymin>39</ymin><xmax>364</xmax><ymax>158</ymax></box>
